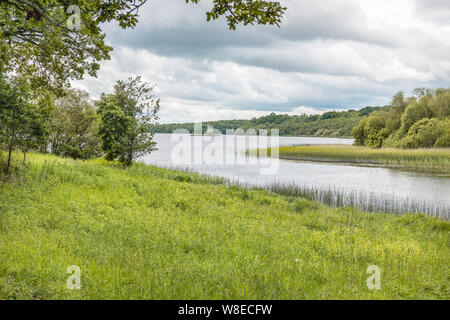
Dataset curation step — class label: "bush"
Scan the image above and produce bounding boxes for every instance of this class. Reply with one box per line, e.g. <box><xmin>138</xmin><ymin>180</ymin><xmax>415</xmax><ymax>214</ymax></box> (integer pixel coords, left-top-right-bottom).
<box><xmin>434</xmin><ymin>119</ymin><xmax>450</xmax><ymax>147</ymax></box>
<box><xmin>400</xmin><ymin>102</ymin><xmax>431</xmax><ymax>134</ymax></box>
<box><xmin>396</xmin><ymin>118</ymin><xmax>447</xmax><ymax>148</ymax></box>
<box><xmin>353</xmin><ymin>88</ymin><xmax>450</xmax><ymax>149</ymax></box>
<box><xmin>352</xmin><ymin>119</ymin><xmax>367</xmax><ymax>146</ymax></box>
<box><xmin>366</xmin><ymin>128</ymin><xmax>389</xmax><ymax>148</ymax></box>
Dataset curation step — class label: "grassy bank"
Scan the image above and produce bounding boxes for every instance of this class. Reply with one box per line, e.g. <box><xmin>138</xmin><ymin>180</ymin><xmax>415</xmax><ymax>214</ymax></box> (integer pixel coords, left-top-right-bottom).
<box><xmin>0</xmin><ymin>153</ymin><xmax>449</xmax><ymax>299</ymax></box>
<box><xmin>268</xmin><ymin>145</ymin><xmax>450</xmax><ymax>174</ymax></box>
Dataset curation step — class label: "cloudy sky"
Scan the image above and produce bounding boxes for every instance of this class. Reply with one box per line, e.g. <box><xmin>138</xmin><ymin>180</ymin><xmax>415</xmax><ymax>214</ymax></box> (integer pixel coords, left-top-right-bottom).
<box><xmin>73</xmin><ymin>0</ymin><xmax>450</xmax><ymax>123</ymax></box>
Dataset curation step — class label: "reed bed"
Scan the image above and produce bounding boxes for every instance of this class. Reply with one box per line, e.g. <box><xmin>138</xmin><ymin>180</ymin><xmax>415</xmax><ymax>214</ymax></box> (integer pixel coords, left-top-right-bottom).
<box><xmin>262</xmin><ymin>182</ymin><xmax>449</xmax><ymax>220</ymax></box>
<box><xmin>262</xmin><ymin>145</ymin><xmax>450</xmax><ymax>174</ymax></box>
<box><xmin>147</xmin><ymin>163</ymin><xmax>449</xmax><ymax>220</ymax></box>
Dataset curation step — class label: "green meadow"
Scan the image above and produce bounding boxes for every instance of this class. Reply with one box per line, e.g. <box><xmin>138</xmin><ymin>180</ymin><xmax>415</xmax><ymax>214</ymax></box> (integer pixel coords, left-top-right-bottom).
<box><xmin>0</xmin><ymin>153</ymin><xmax>449</xmax><ymax>299</ymax></box>
<box><xmin>268</xmin><ymin>145</ymin><xmax>450</xmax><ymax>174</ymax></box>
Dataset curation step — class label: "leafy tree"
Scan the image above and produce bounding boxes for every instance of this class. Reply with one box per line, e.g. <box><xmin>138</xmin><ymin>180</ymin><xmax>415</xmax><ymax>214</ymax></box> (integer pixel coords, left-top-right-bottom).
<box><xmin>187</xmin><ymin>0</ymin><xmax>286</xmax><ymax>30</ymax></box>
<box><xmin>385</xmin><ymin>91</ymin><xmax>407</xmax><ymax>133</ymax></box>
<box><xmin>19</xmin><ymin>95</ymin><xmax>52</xmax><ymax>164</ymax></box>
<box><xmin>0</xmin><ymin>1</ymin><xmax>286</xmax><ymax>90</ymax></box>
<box><xmin>352</xmin><ymin>88</ymin><xmax>450</xmax><ymax>149</ymax></box>
<box><xmin>397</xmin><ymin>118</ymin><xmax>449</xmax><ymax>148</ymax></box>
<box><xmin>434</xmin><ymin>118</ymin><xmax>450</xmax><ymax>148</ymax></box>
<box><xmin>97</xmin><ymin>76</ymin><xmax>160</xmax><ymax>166</ymax></box>
<box><xmin>429</xmin><ymin>88</ymin><xmax>450</xmax><ymax>118</ymax></box>
<box><xmin>0</xmin><ymin>76</ymin><xmax>49</xmax><ymax>173</ymax></box>
<box><xmin>49</xmin><ymin>89</ymin><xmax>101</xmax><ymax>160</ymax></box>
<box><xmin>400</xmin><ymin>102</ymin><xmax>432</xmax><ymax>134</ymax></box>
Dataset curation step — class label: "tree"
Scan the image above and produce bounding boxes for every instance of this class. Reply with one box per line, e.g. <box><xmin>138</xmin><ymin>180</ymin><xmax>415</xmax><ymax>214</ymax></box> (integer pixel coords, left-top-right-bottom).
<box><xmin>49</xmin><ymin>89</ymin><xmax>102</xmax><ymax>160</ymax></box>
<box><xmin>400</xmin><ymin>102</ymin><xmax>431</xmax><ymax>134</ymax></box>
<box><xmin>352</xmin><ymin>88</ymin><xmax>450</xmax><ymax>149</ymax></box>
<box><xmin>97</xmin><ymin>76</ymin><xmax>160</xmax><ymax>166</ymax></box>
<box><xmin>187</xmin><ymin>0</ymin><xmax>286</xmax><ymax>30</ymax></box>
<box><xmin>0</xmin><ymin>76</ymin><xmax>49</xmax><ymax>173</ymax></box>
<box><xmin>396</xmin><ymin>118</ymin><xmax>449</xmax><ymax>149</ymax></box>
<box><xmin>0</xmin><ymin>1</ymin><xmax>286</xmax><ymax>90</ymax></box>
<box><xmin>19</xmin><ymin>95</ymin><xmax>52</xmax><ymax>164</ymax></box>
<box><xmin>352</xmin><ymin>118</ymin><xmax>368</xmax><ymax>146</ymax></box>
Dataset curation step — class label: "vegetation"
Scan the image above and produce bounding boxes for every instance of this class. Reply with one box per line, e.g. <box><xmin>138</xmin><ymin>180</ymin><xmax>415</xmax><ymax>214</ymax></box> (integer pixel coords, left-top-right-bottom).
<box><xmin>49</xmin><ymin>89</ymin><xmax>101</xmax><ymax>160</ymax></box>
<box><xmin>0</xmin><ymin>0</ymin><xmax>287</xmax><ymax>168</ymax></box>
<box><xmin>187</xmin><ymin>0</ymin><xmax>287</xmax><ymax>30</ymax></box>
<box><xmin>263</xmin><ymin>182</ymin><xmax>448</xmax><ymax>220</ymax></box>
<box><xmin>0</xmin><ymin>1</ymin><xmax>448</xmax><ymax>300</ymax></box>
<box><xmin>0</xmin><ymin>74</ymin><xmax>161</xmax><ymax>171</ymax></box>
<box><xmin>0</xmin><ymin>153</ymin><xmax>448</xmax><ymax>299</ymax></box>
<box><xmin>155</xmin><ymin>107</ymin><xmax>380</xmax><ymax>137</ymax></box>
<box><xmin>97</xmin><ymin>76</ymin><xmax>160</xmax><ymax>167</ymax></box>
<box><xmin>353</xmin><ymin>89</ymin><xmax>450</xmax><ymax>148</ymax></box>
<box><xmin>262</xmin><ymin>145</ymin><xmax>450</xmax><ymax>174</ymax></box>
<box><xmin>0</xmin><ymin>76</ymin><xmax>51</xmax><ymax>173</ymax></box>
<box><xmin>0</xmin><ymin>1</ymin><xmax>286</xmax><ymax>90</ymax></box>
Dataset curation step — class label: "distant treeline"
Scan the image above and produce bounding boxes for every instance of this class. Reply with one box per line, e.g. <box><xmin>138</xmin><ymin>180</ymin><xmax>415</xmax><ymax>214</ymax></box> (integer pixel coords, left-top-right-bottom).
<box><xmin>353</xmin><ymin>88</ymin><xmax>450</xmax><ymax>148</ymax></box>
<box><xmin>154</xmin><ymin>107</ymin><xmax>380</xmax><ymax>137</ymax></box>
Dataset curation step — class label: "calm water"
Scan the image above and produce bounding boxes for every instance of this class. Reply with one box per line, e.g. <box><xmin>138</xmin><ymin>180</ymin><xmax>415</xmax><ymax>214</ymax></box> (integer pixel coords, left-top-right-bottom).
<box><xmin>142</xmin><ymin>134</ymin><xmax>449</xmax><ymax>218</ymax></box>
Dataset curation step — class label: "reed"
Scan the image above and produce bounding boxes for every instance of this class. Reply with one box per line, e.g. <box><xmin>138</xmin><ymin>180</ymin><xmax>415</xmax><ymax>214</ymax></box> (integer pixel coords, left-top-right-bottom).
<box><xmin>259</xmin><ymin>145</ymin><xmax>450</xmax><ymax>174</ymax></box>
<box><xmin>261</xmin><ymin>182</ymin><xmax>449</xmax><ymax>220</ymax></box>
<box><xmin>150</xmin><ymin>163</ymin><xmax>449</xmax><ymax>219</ymax></box>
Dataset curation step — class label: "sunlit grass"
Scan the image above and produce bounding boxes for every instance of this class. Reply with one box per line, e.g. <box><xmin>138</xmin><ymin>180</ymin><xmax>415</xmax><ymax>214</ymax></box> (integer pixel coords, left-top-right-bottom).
<box><xmin>0</xmin><ymin>153</ymin><xmax>449</xmax><ymax>299</ymax></box>
<box><xmin>264</xmin><ymin>145</ymin><xmax>450</xmax><ymax>174</ymax></box>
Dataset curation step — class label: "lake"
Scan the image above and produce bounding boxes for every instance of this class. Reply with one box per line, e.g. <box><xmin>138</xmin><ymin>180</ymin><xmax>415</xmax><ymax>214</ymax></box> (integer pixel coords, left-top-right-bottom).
<box><xmin>142</xmin><ymin>133</ymin><xmax>449</xmax><ymax>219</ymax></box>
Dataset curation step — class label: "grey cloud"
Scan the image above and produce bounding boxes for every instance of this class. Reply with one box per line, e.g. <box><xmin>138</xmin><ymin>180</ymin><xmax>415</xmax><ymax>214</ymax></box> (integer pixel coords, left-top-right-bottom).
<box><xmin>414</xmin><ymin>0</ymin><xmax>450</xmax><ymax>24</ymax></box>
<box><xmin>104</xmin><ymin>0</ymin><xmax>399</xmax><ymax>70</ymax></box>
<box><xmin>73</xmin><ymin>0</ymin><xmax>450</xmax><ymax>123</ymax></box>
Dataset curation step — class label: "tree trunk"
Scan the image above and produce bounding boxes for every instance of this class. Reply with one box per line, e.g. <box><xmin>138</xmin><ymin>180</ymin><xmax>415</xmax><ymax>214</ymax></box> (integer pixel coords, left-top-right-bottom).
<box><xmin>128</xmin><ymin>151</ymin><xmax>133</xmax><ymax>167</ymax></box>
<box><xmin>6</xmin><ymin>112</ymin><xmax>16</xmax><ymax>174</ymax></box>
<box><xmin>23</xmin><ymin>152</ymin><xmax>27</xmax><ymax>165</ymax></box>
<box><xmin>7</xmin><ymin>141</ymin><xmax>13</xmax><ymax>174</ymax></box>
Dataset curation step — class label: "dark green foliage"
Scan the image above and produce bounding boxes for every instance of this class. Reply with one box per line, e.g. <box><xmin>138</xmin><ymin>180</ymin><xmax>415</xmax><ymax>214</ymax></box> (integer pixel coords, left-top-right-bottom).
<box><xmin>0</xmin><ymin>76</ymin><xmax>50</xmax><ymax>172</ymax></box>
<box><xmin>97</xmin><ymin>76</ymin><xmax>160</xmax><ymax>166</ymax></box>
<box><xmin>353</xmin><ymin>88</ymin><xmax>450</xmax><ymax>148</ymax></box>
<box><xmin>154</xmin><ymin>107</ymin><xmax>380</xmax><ymax>137</ymax></box>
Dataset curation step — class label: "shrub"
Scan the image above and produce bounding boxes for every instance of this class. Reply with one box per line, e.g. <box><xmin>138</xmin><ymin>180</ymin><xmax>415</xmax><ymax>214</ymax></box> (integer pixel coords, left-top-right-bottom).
<box><xmin>366</xmin><ymin>128</ymin><xmax>389</xmax><ymax>148</ymax></box>
<box><xmin>352</xmin><ymin>119</ymin><xmax>368</xmax><ymax>146</ymax></box>
<box><xmin>397</xmin><ymin>118</ymin><xmax>447</xmax><ymax>148</ymax></box>
<box><xmin>434</xmin><ymin>119</ymin><xmax>450</xmax><ymax>147</ymax></box>
<box><xmin>400</xmin><ymin>102</ymin><xmax>430</xmax><ymax>134</ymax></box>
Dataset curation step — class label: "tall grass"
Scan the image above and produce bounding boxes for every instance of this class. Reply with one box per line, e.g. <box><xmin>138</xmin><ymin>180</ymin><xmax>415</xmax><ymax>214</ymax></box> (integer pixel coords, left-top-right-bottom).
<box><xmin>263</xmin><ymin>145</ymin><xmax>450</xmax><ymax>174</ymax></box>
<box><xmin>0</xmin><ymin>153</ymin><xmax>449</xmax><ymax>299</ymax></box>
<box><xmin>262</xmin><ymin>183</ymin><xmax>449</xmax><ymax>220</ymax></box>
<box><xmin>150</xmin><ymin>163</ymin><xmax>449</xmax><ymax>220</ymax></box>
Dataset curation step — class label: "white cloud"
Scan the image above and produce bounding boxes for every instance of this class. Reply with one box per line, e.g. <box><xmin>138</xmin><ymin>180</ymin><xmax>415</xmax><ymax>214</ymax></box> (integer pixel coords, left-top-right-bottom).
<box><xmin>73</xmin><ymin>0</ymin><xmax>450</xmax><ymax>123</ymax></box>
